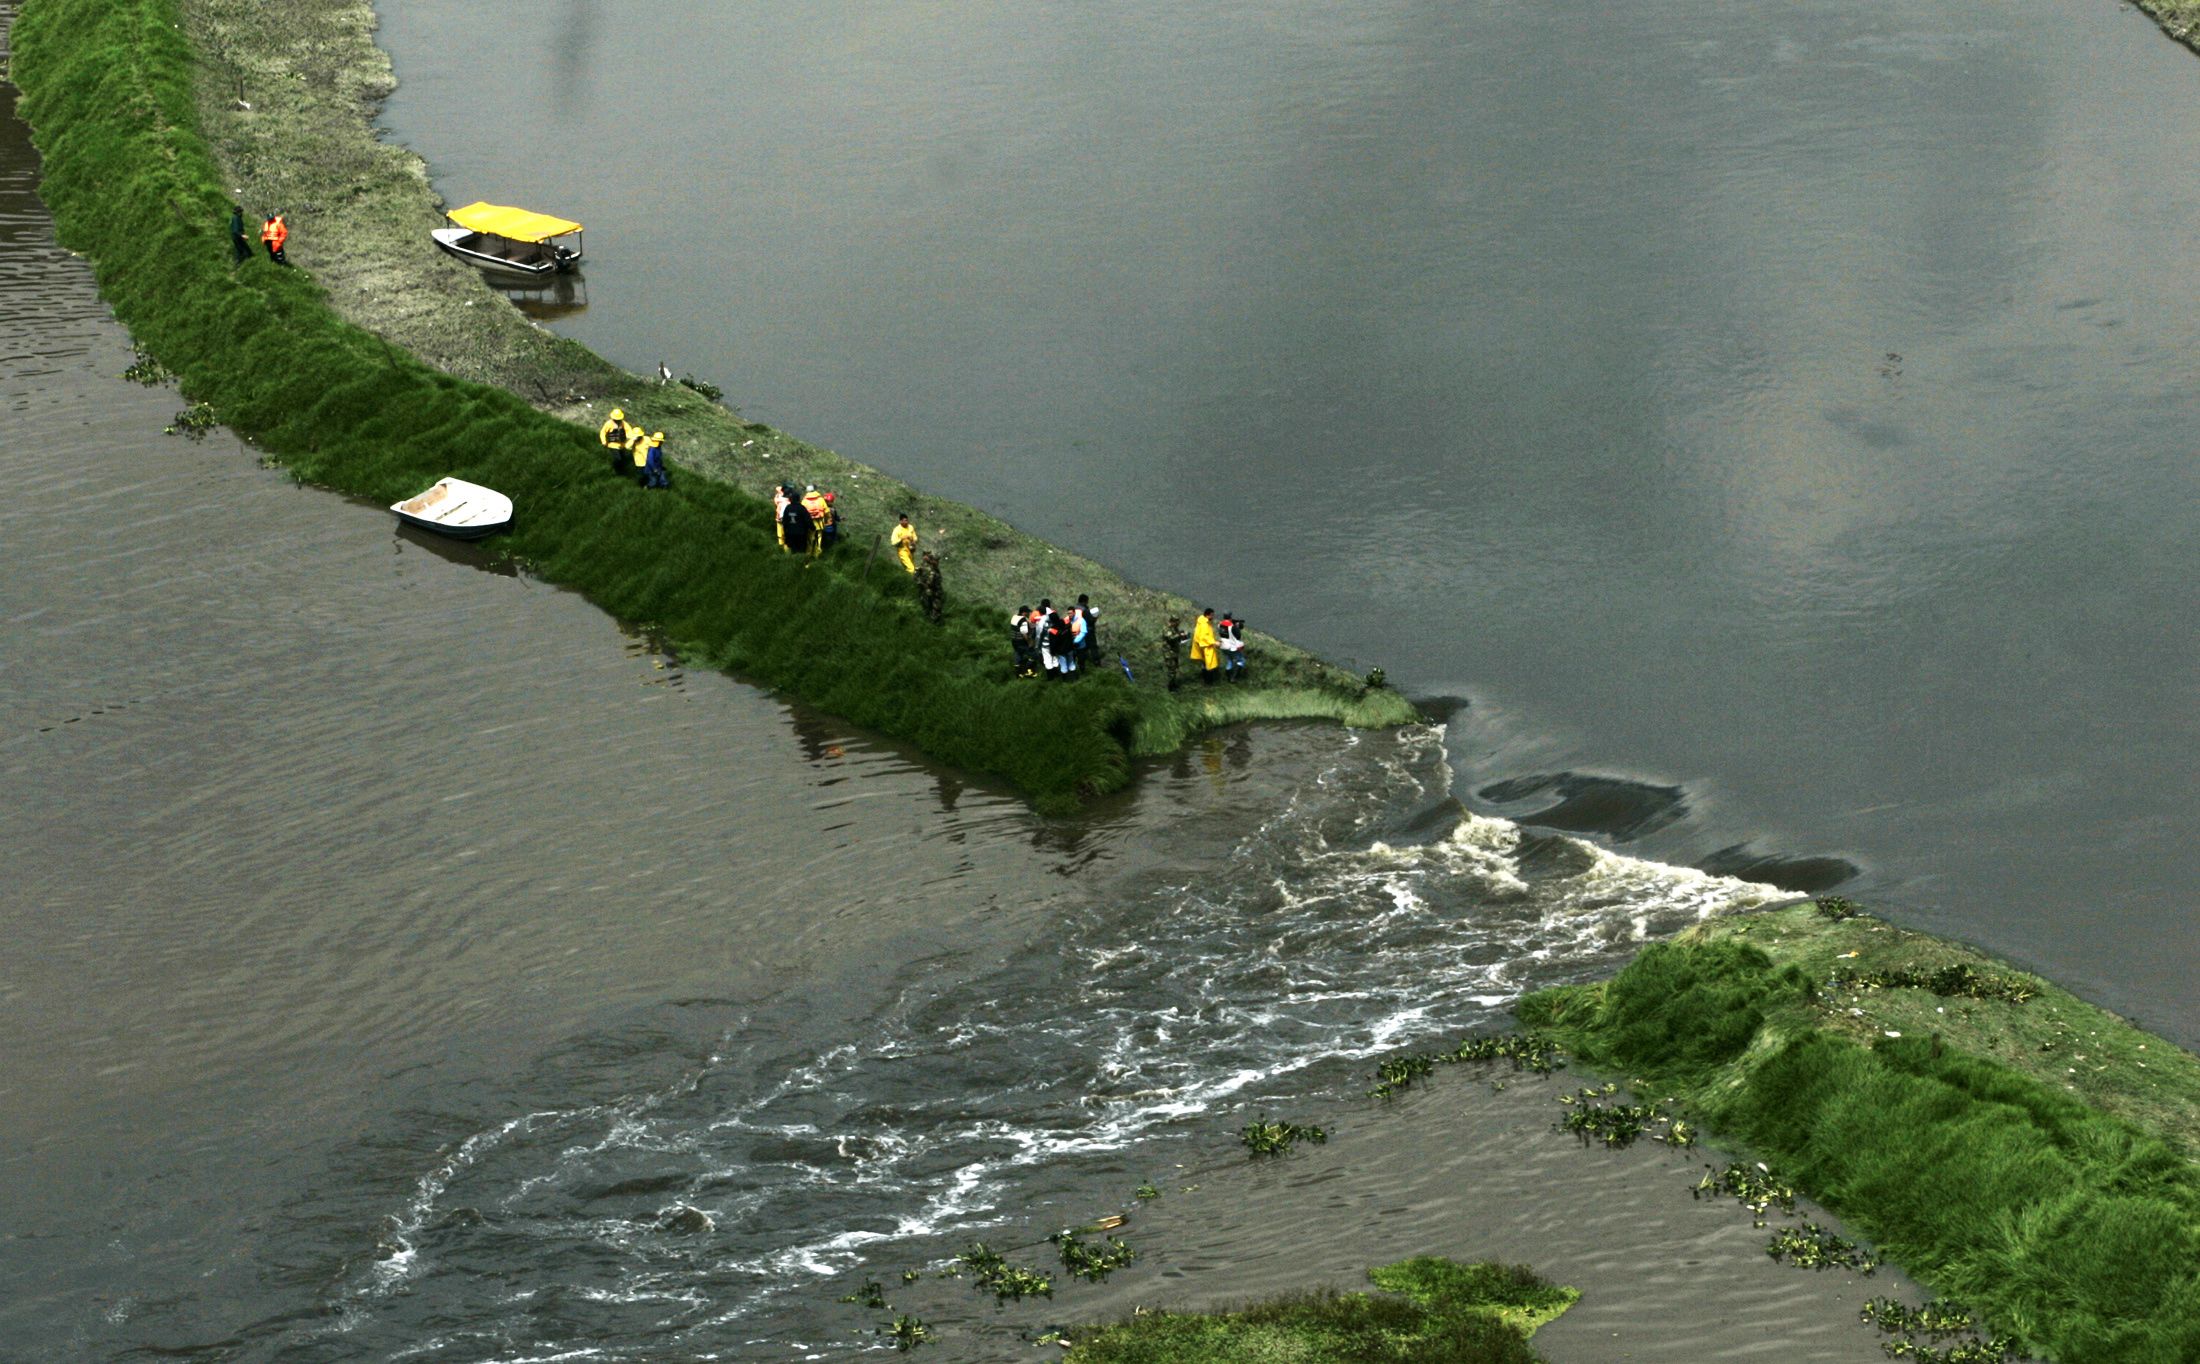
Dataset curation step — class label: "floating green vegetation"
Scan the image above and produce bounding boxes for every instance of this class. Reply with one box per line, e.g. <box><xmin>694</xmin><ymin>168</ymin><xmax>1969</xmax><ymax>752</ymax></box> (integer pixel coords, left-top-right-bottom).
<box><xmin>1766</xmin><ymin>1223</ymin><xmax>1880</xmax><ymax>1274</ymax></box>
<box><xmin>1814</xmin><ymin>895</ymin><xmax>1861</xmax><ymax>921</ymax></box>
<box><xmin>1239</xmin><ymin>1115</ymin><xmax>1328</xmax><ymax>1157</ymax></box>
<box><xmin>838</xmin><ymin>1277</ymin><xmax>888</xmax><ymax>1309</ymax></box>
<box><xmin>1133</xmin><ymin>1181</ymin><xmax>1160</xmax><ymax>1201</ymax></box>
<box><xmin>1831</xmin><ymin>962</ymin><xmax>2037</xmax><ymax>1005</ymax></box>
<box><xmin>954</xmin><ymin>1242</ymin><xmax>1054</xmax><ymax>1302</ymax></box>
<box><xmin>1692</xmin><ymin>1161</ymin><xmax>1798</xmax><ymax>1226</ymax></box>
<box><xmin>1063</xmin><ymin>1257</ymin><xmax>1576</xmax><ymax>1363</ymax></box>
<box><xmin>165</xmin><ymin>400</ymin><xmax>219</xmax><ymax>440</ymax></box>
<box><xmin>122</xmin><ymin>348</ymin><xmax>173</xmax><ymax>385</ymax></box>
<box><xmin>1554</xmin><ymin>1087</ymin><xmax>1674</xmax><ymax>1149</ymax></box>
<box><xmin>1519</xmin><ymin>910</ymin><xmax>2200</xmax><ymax>1364</ymax></box>
<box><xmin>1367</xmin><ymin>1032</ymin><xmax>1569</xmax><ymax>1100</ymax></box>
<box><xmin>1053</xmin><ymin>1228</ymin><xmax>1137</xmax><ymax>1282</ymax></box>
<box><xmin>1368</xmin><ymin>1052</ymin><xmax>1437</xmax><ymax>1099</ymax></box>
<box><xmin>1858</xmin><ymin>1298</ymin><xmax>2017</xmax><ymax>1364</ymax></box>
<box><xmin>878</xmin><ymin>1314</ymin><xmax>932</xmax><ymax>1351</ymax></box>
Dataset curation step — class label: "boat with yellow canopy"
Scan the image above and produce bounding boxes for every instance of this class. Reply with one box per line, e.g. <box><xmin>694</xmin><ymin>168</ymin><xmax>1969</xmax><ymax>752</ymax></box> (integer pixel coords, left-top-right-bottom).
<box><xmin>431</xmin><ymin>201</ymin><xmax>583</xmax><ymax>279</ymax></box>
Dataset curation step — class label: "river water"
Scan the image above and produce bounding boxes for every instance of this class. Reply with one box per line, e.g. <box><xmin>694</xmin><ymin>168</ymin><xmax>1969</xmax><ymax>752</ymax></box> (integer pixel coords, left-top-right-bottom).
<box><xmin>1</xmin><ymin>2</ymin><xmax>2188</xmax><ymax>1361</ymax></box>
<box><xmin>0</xmin><ymin>26</ymin><xmax>1823</xmax><ymax>1360</ymax></box>
<box><xmin>376</xmin><ymin>0</ymin><xmax>2199</xmax><ymax>1042</ymax></box>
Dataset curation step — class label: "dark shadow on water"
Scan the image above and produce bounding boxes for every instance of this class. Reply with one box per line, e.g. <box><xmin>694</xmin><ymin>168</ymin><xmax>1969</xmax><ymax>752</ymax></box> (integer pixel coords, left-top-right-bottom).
<box><xmin>392</xmin><ymin>522</ymin><xmax>520</xmax><ymax>575</ymax></box>
<box><xmin>1477</xmin><ymin>771</ymin><xmax>1689</xmax><ymax>842</ymax></box>
<box><xmin>1698</xmin><ymin>843</ymin><xmax>1860</xmax><ymax>895</ymax></box>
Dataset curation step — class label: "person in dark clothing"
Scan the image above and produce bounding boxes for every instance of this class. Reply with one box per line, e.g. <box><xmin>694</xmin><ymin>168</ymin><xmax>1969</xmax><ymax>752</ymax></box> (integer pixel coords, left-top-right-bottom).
<box><xmin>914</xmin><ymin>552</ymin><xmax>944</xmax><ymax>623</ymax></box>
<box><xmin>228</xmin><ymin>204</ymin><xmax>251</xmax><ymax>263</ymax></box>
<box><xmin>1074</xmin><ymin>593</ymin><xmax>1100</xmax><ymax>664</ymax></box>
<box><xmin>779</xmin><ymin>495</ymin><xmax>811</xmax><ymax>554</ymax></box>
<box><xmin>1043</xmin><ymin>608</ymin><xmax>1076</xmax><ymax>677</ymax></box>
<box><xmin>1010</xmin><ymin>605</ymin><xmax>1039</xmax><ymax>677</ymax></box>
<box><xmin>1161</xmin><ymin>616</ymin><xmax>1189</xmax><ymax>691</ymax></box>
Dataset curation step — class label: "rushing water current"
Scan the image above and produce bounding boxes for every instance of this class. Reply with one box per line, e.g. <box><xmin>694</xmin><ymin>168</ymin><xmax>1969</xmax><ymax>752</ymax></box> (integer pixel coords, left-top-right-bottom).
<box><xmin>377</xmin><ymin>0</ymin><xmax>2200</xmax><ymax>1042</ymax></box>
<box><xmin>2</xmin><ymin>1</ymin><xmax>2193</xmax><ymax>1360</ymax></box>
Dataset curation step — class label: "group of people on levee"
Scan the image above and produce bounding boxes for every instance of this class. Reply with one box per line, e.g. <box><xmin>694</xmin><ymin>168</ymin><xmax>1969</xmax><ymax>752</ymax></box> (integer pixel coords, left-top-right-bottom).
<box><xmin>582</xmin><ymin>424</ymin><xmax>1254</xmax><ymax>685</ymax></box>
<box><xmin>1163</xmin><ymin>608</ymin><xmax>1248</xmax><ymax>688</ymax></box>
<box><xmin>597</xmin><ymin>408</ymin><xmax>670</xmax><ymax>488</ymax></box>
<box><xmin>1007</xmin><ymin>600</ymin><xmax>1248</xmax><ymax>687</ymax></box>
<box><xmin>772</xmin><ymin>483</ymin><xmax>842</xmax><ymax>555</ymax></box>
<box><xmin>1010</xmin><ymin>596</ymin><xmax>1105</xmax><ymax>680</ymax></box>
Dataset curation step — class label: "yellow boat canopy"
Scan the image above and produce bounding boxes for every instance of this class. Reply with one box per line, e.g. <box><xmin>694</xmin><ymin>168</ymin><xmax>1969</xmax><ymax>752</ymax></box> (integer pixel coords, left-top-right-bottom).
<box><xmin>446</xmin><ymin>201</ymin><xmax>582</xmax><ymax>243</ymax></box>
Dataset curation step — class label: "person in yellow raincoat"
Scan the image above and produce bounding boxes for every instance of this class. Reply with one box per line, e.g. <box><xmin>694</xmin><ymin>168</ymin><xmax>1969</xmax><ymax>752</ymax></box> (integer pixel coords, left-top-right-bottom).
<box><xmin>1190</xmin><ymin>607</ymin><xmax>1221</xmax><ymax>685</ymax></box>
<box><xmin>891</xmin><ymin>514</ymin><xmax>919</xmax><ymax>573</ymax></box>
<box><xmin>599</xmin><ymin>408</ymin><xmax>638</xmax><ymax>474</ymax></box>
<box><xmin>800</xmin><ymin>486</ymin><xmax>831</xmax><ymax>557</ymax></box>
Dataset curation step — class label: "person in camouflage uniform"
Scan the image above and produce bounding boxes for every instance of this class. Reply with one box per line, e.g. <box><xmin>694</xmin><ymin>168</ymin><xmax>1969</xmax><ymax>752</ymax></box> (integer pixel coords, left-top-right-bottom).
<box><xmin>1160</xmin><ymin>615</ymin><xmax>1189</xmax><ymax>691</ymax></box>
<box><xmin>915</xmin><ymin>551</ymin><xmax>944</xmax><ymax>624</ymax></box>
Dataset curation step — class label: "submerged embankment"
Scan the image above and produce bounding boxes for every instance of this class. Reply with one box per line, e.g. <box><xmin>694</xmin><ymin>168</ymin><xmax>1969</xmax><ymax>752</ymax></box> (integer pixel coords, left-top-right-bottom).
<box><xmin>1519</xmin><ymin>904</ymin><xmax>2200</xmax><ymax>1364</ymax></box>
<box><xmin>6</xmin><ymin>0</ymin><xmax>1409</xmax><ymax>815</ymax></box>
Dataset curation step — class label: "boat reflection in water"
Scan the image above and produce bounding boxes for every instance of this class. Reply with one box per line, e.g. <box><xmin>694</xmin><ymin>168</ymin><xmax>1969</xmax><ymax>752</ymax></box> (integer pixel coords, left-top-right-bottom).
<box><xmin>498</xmin><ymin>271</ymin><xmax>588</xmax><ymax>322</ymax></box>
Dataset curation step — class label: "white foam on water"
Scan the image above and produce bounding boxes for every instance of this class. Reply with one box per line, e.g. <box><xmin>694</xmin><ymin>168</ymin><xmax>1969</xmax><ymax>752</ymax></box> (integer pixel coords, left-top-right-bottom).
<box><xmin>333</xmin><ymin>723</ymin><xmax>1792</xmax><ymax>1356</ymax></box>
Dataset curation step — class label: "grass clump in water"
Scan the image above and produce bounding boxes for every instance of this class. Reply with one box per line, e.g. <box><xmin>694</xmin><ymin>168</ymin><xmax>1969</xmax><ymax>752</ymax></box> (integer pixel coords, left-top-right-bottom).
<box><xmin>1062</xmin><ymin>1257</ymin><xmax>1575</xmax><ymax>1363</ymax></box>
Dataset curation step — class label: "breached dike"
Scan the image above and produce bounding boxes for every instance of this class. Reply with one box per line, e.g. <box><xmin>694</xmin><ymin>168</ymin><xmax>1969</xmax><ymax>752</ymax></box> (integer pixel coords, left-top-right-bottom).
<box><xmin>6</xmin><ymin>0</ymin><xmax>1413</xmax><ymax>815</ymax></box>
<box><xmin>1518</xmin><ymin>900</ymin><xmax>2200</xmax><ymax>1364</ymax></box>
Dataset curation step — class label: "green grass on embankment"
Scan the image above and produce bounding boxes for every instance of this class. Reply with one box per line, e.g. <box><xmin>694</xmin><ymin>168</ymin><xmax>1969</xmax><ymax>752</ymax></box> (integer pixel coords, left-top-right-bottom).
<box><xmin>8</xmin><ymin>0</ymin><xmax>1407</xmax><ymax>811</ymax></box>
<box><xmin>1517</xmin><ymin>903</ymin><xmax>2200</xmax><ymax>1364</ymax></box>
<box><xmin>1065</xmin><ymin>1258</ymin><xmax>1576</xmax><ymax>1364</ymax></box>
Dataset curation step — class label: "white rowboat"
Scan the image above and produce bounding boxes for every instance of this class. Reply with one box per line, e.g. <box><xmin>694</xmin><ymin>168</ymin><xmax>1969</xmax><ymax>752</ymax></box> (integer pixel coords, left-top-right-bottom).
<box><xmin>391</xmin><ymin>477</ymin><xmax>513</xmax><ymax>540</ymax></box>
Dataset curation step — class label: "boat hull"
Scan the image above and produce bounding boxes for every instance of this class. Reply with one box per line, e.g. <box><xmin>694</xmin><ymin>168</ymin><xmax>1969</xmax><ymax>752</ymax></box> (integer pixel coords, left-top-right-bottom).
<box><xmin>431</xmin><ymin>226</ymin><xmax>572</xmax><ymax>279</ymax></box>
<box><xmin>390</xmin><ymin>477</ymin><xmax>514</xmax><ymax>539</ymax></box>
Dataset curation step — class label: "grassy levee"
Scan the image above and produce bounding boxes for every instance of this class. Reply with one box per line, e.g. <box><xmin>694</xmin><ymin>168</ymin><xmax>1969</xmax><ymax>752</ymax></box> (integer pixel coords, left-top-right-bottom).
<box><xmin>1517</xmin><ymin>903</ymin><xmax>2200</xmax><ymax>1364</ymax></box>
<box><xmin>7</xmin><ymin>0</ymin><xmax>1410</xmax><ymax>812</ymax></box>
<box><xmin>1065</xmin><ymin>1257</ymin><xmax>1576</xmax><ymax>1363</ymax></box>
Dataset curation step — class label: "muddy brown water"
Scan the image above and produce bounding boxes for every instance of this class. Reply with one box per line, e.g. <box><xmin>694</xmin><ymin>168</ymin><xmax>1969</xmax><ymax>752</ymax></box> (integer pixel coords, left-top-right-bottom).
<box><xmin>0</xmin><ymin>10</ymin><xmax>2083</xmax><ymax>1363</ymax></box>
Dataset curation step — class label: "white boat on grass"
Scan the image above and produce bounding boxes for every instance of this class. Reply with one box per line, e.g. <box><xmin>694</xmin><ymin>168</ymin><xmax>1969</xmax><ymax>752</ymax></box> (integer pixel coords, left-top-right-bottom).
<box><xmin>390</xmin><ymin>477</ymin><xmax>513</xmax><ymax>540</ymax></box>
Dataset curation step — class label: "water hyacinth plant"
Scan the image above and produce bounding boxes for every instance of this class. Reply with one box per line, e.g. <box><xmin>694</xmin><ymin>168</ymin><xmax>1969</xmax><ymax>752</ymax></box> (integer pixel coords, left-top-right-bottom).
<box><xmin>1448</xmin><ymin>1031</ymin><xmax>1568</xmax><ymax>1075</ymax></box>
<box><xmin>1239</xmin><ymin>1115</ymin><xmax>1328</xmax><ymax>1157</ymax></box>
<box><xmin>122</xmin><ymin>347</ymin><xmax>173</xmax><ymax>385</ymax></box>
<box><xmin>838</xmin><ymin>1277</ymin><xmax>888</xmax><ymax>1309</ymax></box>
<box><xmin>1860</xmin><ymin>1298</ymin><xmax>2017</xmax><ymax>1364</ymax></box>
<box><xmin>1692</xmin><ymin>1161</ymin><xmax>1799</xmax><ymax>1226</ymax></box>
<box><xmin>1053</xmin><ymin>1228</ymin><xmax>1138</xmax><ymax>1282</ymax></box>
<box><xmin>954</xmin><ymin>1242</ymin><xmax>1054</xmax><ymax>1301</ymax></box>
<box><xmin>878</xmin><ymin>1314</ymin><xmax>931</xmax><ymax>1351</ymax></box>
<box><xmin>1766</xmin><ymin>1223</ymin><xmax>1880</xmax><ymax>1274</ymax></box>
<box><xmin>166</xmin><ymin>400</ymin><xmax>219</xmax><ymax>440</ymax></box>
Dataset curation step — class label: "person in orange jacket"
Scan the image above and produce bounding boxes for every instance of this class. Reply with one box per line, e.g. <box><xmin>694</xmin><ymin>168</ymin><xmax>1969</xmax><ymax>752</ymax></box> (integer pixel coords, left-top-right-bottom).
<box><xmin>260</xmin><ymin>212</ymin><xmax>289</xmax><ymax>264</ymax></box>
